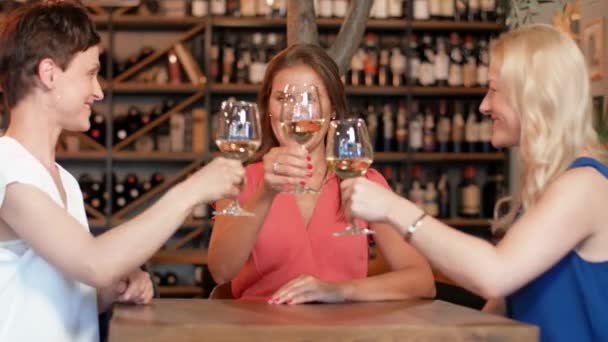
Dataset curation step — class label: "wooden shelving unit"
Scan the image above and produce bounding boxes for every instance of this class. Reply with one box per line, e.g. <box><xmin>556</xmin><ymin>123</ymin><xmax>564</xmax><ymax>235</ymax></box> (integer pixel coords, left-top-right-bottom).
<box><xmin>112</xmin><ymin>83</ymin><xmax>204</xmax><ymax>94</ymax></box>
<box><xmin>151</xmin><ymin>248</ymin><xmax>208</xmax><ymax>265</ymax></box>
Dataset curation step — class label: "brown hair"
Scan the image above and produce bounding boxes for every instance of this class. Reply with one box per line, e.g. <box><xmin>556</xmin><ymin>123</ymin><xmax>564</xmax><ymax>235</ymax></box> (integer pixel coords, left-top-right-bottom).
<box><xmin>253</xmin><ymin>44</ymin><xmax>347</xmax><ymax>162</ymax></box>
<box><xmin>0</xmin><ymin>0</ymin><xmax>100</xmax><ymax>109</ymax></box>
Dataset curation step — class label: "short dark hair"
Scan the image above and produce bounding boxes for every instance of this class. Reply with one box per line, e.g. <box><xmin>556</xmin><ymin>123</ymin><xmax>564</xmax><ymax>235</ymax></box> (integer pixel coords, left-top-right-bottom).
<box><xmin>0</xmin><ymin>1</ymin><xmax>100</xmax><ymax>109</ymax></box>
<box><xmin>254</xmin><ymin>44</ymin><xmax>348</xmax><ymax>161</ymax></box>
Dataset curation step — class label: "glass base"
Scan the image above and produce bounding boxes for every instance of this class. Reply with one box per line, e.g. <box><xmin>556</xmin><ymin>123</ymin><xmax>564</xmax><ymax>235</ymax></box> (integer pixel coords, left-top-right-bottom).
<box><xmin>213</xmin><ymin>202</ymin><xmax>255</xmax><ymax>217</ymax></box>
<box><xmin>333</xmin><ymin>226</ymin><xmax>375</xmax><ymax>237</ymax></box>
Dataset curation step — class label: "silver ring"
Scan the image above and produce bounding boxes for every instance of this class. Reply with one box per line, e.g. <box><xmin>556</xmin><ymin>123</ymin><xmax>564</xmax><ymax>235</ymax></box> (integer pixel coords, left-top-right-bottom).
<box><xmin>272</xmin><ymin>161</ymin><xmax>280</xmax><ymax>174</ymax></box>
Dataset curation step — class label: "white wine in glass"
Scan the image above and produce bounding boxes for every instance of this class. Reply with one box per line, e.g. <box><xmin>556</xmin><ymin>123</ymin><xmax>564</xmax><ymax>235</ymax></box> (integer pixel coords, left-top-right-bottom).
<box><xmin>213</xmin><ymin>100</ymin><xmax>261</xmax><ymax>216</ymax></box>
<box><xmin>326</xmin><ymin>118</ymin><xmax>375</xmax><ymax>236</ymax></box>
<box><xmin>279</xmin><ymin>83</ymin><xmax>325</xmax><ymax>194</ymax></box>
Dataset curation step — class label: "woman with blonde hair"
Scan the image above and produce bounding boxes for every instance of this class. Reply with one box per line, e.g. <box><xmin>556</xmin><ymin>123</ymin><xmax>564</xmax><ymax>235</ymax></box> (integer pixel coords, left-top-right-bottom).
<box><xmin>341</xmin><ymin>24</ymin><xmax>608</xmax><ymax>342</ymax></box>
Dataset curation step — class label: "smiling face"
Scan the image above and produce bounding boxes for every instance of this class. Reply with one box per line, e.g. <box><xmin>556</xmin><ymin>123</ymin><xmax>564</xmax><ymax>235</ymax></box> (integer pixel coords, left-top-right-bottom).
<box><xmin>479</xmin><ymin>59</ymin><xmax>521</xmax><ymax>148</ymax></box>
<box><xmin>50</xmin><ymin>45</ymin><xmax>104</xmax><ymax>132</ymax></box>
<box><xmin>267</xmin><ymin>64</ymin><xmax>333</xmax><ymax>151</ymax></box>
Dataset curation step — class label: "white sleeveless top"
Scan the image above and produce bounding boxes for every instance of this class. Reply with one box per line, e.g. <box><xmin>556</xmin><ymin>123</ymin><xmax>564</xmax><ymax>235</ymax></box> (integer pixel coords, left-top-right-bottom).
<box><xmin>0</xmin><ymin>137</ymin><xmax>99</xmax><ymax>341</ymax></box>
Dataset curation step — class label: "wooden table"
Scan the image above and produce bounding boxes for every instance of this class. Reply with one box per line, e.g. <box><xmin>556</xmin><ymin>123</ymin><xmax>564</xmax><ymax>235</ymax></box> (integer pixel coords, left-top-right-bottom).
<box><xmin>110</xmin><ymin>299</ymin><xmax>538</xmax><ymax>341</ymax></box>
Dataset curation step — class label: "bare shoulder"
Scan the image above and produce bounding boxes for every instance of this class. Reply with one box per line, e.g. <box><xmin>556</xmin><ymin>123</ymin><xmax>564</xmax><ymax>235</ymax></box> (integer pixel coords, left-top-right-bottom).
<box><xmin>547</xmin><ymin>166</ymin><xmax>608</xmax><ymax>199</ymax></box>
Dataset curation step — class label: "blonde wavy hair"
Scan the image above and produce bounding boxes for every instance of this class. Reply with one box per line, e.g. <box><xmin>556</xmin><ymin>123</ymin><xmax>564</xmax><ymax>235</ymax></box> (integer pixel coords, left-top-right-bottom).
<box><xmin>491</xmin><ymin>24</ymin><xmax>606</xmax><ymax>235</ymax></box>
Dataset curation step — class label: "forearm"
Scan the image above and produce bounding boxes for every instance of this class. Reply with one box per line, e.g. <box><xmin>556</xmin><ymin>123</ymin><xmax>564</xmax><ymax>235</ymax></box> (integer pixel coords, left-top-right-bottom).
<box><xmin>208</xmin><ymin>184</ymin><xmax>276</xmax><ymax>283</ymax></box>
<box><xmin>342</xmin><ymin>266</ymin><xmax>436</xmax><ymax>302</ymax></box>
<box><xmin>387</xmin><ymin>198</ymin><xmax>504</xmax><ymax>299</ymax></box>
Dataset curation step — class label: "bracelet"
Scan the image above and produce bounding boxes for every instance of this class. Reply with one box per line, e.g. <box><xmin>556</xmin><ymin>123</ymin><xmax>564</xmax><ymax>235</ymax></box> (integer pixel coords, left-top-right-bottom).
<box><xmin>404</xmin><ymin>211</ymin><xmax>427</xmax><ymax>240</ymax></box>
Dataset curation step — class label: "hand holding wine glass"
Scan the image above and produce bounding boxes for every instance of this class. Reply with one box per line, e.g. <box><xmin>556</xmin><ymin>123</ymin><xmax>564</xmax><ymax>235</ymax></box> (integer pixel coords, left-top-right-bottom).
<box><xmin>213</xmin><ymin>100</ymin><xmax>262</xmax><ymax>216</ymax></box>
<box><xmin>279</xmin><ymin>84</ymin><xmax>325</xmax><ymax>194</ymax></box>
<box><xmin>326</xmin><ymin>118</ymin><xmax>375</xmax><ymax>236</ymax></box>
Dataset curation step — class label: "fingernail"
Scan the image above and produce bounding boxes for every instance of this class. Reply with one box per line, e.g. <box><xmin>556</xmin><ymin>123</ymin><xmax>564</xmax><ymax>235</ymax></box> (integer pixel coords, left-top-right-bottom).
<box><xmin>306</xmin><ymin>171</ymin><xmax>313</xmax><ymax>177</ymax></box>
<box><xmin>307</xmin><ymin>164</ymin><xmax>313</xmax><ymax>170</ymax></box>
<box><xmin>306</xmin><ymin>156</ymin><xmax>311</xmax><ymax>161</ymax></box>
<box><xmin>300</xmin><ymin>181</ymin><xmax>306</xmax><ymax>186</ymax></box>
<box><xmin>287</xmin><ymin>299</ymin><xmax>293</xmax><ymax>304</ymax></box>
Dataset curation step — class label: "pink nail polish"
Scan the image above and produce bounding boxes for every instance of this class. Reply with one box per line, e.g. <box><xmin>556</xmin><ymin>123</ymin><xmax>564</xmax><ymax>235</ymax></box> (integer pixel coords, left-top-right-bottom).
<box><xmin>287</xmin><ymin>299</ymin><xmax>293</xmax><ymax>304</ymax></box>
<box><xmin>306</xmin><ymin>156</ymin><xmax>311</xmax><ymax>161</ymax></box>
<box><xmin>307</xmin><ymin>164</ymin><xmax>313</xmax><ymax>170</ymax></box>
<box><xmin>300</xmin><ymin>181</ymin><xmax>306</xmax><ymax>186</ymax></box>
<box><xmin>306</xmin><ymin>172</ymin><xmax>313</xmax><ymax>177</ymax></box>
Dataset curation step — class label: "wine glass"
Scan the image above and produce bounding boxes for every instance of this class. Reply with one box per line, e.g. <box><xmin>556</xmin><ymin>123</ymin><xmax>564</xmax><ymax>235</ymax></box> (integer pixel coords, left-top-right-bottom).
<box><xmin>213</xmin><ymin>100</ymin><xmax>261</xmax><ymax>216</ymax></box>
<box><xmin>279</xmin><ymin>83</ymin><xmax>326</xmax><ymax>194</ymax></box>
<box><xmin>326</xmin><ymin>118</ymin><xmax>375</xmax><ymax>236</ymax></box>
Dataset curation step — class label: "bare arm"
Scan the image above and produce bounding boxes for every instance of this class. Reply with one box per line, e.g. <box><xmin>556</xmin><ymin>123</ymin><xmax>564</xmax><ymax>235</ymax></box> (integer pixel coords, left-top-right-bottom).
<box><xmin>208</xmin><ymin>186</ymin><xmax>276</xmax><ymax>284</ymax></box>
<box><xmin>341</xmin><ymin>222</ymin><xmax>435</xmax><ymax>301</ymax></box>
<box><xmin>343</xmin><ymin>167</ymin><xmax>602</xmax><ymax>299</ymax></box>
<box><xmin>0</xmin><ymin>158</ymin><xmax>244</xmax><ymax>289</ymax></box>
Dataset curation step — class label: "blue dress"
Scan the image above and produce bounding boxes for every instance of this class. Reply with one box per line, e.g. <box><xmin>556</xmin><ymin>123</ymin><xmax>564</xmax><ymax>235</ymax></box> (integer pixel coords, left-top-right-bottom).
<box><xmin>507</xmin><ymin>157</ymin><xmax>608</xmax><ymax>342</ymax></box>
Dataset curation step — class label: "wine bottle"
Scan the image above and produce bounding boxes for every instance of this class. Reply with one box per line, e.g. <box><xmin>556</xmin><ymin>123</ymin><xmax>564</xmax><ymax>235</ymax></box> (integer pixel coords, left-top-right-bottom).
<box><xmin>424</xmin><ymin>181</ymin><xmax>439</xmax><ymax>217</ymax></box>
<box><xmin>381</xmin><ymin>103</ymin><xmax>394</xmax><ymax>151</ymax></box>
<box><xmin>479</xmin><ymin>109</ymin><xmax>493</xmax><ymax>153</ymax></box>
<box><xmin>458</xmin><ymin>166</ymin><xmax>480</xmax><ymax>218</ymax></box>
<box><xmin>482</xmin><ymin>167</ymin><xmax>507</xmax><ymax>218</ymax></box>
<box><xmin>164</xmin><ymin>271</ymin><xmax>179</xmax><ymax>287</ymax></box>
<box><xmin>395</xmin><ymin>100</ymin><xmax>408</xmax><ymax>152</ymax></box>
<box><xmin>448</xmin><ymin>33</ymin><xmax>464</xmax><ymax>87</ymax></box>
<box><xmin>389</xmin><ymin>47</ymin><xmax>406</xmax><ymax>87</ymax></box>
<box><xmin>462</xmin><ymin>35</ymin><xmax>477</xmax><ymax>88</ymax></box>
<box><xmin>437</xmin><ymin>171</ymin><xmax>450</xmax><ymax>218</ymax></box>
<box><xmin>363</xmin><ymin>33</ymin><xmax>378</xmax><ymax>87</ymax></box>
<box><xmin>413</xmin><ymin>0</ymin><xmax>429</xmax><ymax>20</ymax></box>
<box><xmin>407</xmin><ymin>35</ymin><xmax>421</xmax><ymax>86</ymax></box>
<box><xmin>408</xmin><ymin>101</ymin><xmax>423</xmax><ymax>152</ymax></box>
<box><xmin>366</xmin><ymin>104</ymin><xmax>379</xmax><ymax>150</ymax></box>
<box><xmin>451</xmin><ymin>100</ymin><xmax>465</xmax><ymax>153</ymax></box>
<box><xmin>434</xmin><ymin>36</ymin><xmax>449</xmax><ymax>87</ymax></box>
<box><xmin>422</xmin><ymin>105</ymin><xmax>436</xmax><ymax>152</ymax></box>
<box><xmin>378</xmin><ymin>49</ymin><xmax>390</xmax><ymax>87</ymax></box>
<box><xmin>88</xmin><ymin>111</ymin><xmax>105</xmax><ymax>146</ymax></box>
<box><xmin>436</xmin><ymin>99</ymin><xmax>451</xmax><ymax>153</ymax></box>
<box><xmin>464</xmin><ymin>103</ymin><xmax>479</xmax><ymax>153</ymax></box>
<box><xmin>476</xmin><ymin>38</ymin><xmax>489</xmax><ymax>87</ymax></box>
<box><xmin>409</xmin><ymin>165</ymin><xmax>425</xmax><ymax>209</ymax></box>
<box><xmin>418</xmin><ymin>34</ymin><xmax>436</xmax><ymax>87</ymax></box>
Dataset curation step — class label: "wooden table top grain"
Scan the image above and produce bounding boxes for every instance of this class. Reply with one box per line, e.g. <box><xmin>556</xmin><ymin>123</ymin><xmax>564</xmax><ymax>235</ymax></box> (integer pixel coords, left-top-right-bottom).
<box><xmin>110</xmin><ymin>299</ymin><xmax>538</xmax><ymax>341</ymax></box>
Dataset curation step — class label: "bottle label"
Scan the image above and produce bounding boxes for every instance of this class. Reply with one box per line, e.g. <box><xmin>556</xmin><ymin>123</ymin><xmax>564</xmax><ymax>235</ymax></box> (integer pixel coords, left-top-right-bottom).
<box><xmin>462</xmin><ymin>185</ymin><xmax>480</xmax><ymax>215</ymax></box>
<box><xmin>409</xmin><ymin>58</ymin><xmax>420</xmax><ymax>80</ymax></box>
<box><xmin>409</xmin><ymin>121</ymin><xmax>423</xmax><ymax>149</ymax></box>
<box><xmin>465</xmin><ymin>118</ymin><xmax>479</xmax><ymax>142</ymax></box>
<box><xmin>211</xmin><ymin>0</ymin><xmax>226</xmax><ymax>15</ymax></box>
<box><xmin>477</xmin><ymin>64</ymin><xmax>489</xmax><ymax>86</ymax></box>
<box><xmin>437</xmin><ymin>117</ymin><xmax>451</xmax><ymax>142</ymax></box>
<box><xmin>424</xmin><ymin>202</ymin><xmax>439</xmax><ymax>217</ymax></box>
<box><xmin>435</xmin><ymin>53</ymin><xmax>449</xmax><ymax>81</ymax></box>
<box><xmin>481</xmin><ymin>0</ymin><xmax>496</xmax><ymax>11</ymax></box>
<box><xmin>448</xmin><ymin>64</ymin><xmax>463</xmax><ymax>86</ymax></box>
<box><xmin>419</xmin><ymin>62</ymin><xmax>435</xmax><ymax>86</ymax></box>
<box><xmin>319</xmin><ymin>0</ymin><xmax>333</xmax><ymax>17</ymax></box>
<box><xmin>463</xmin><ymin>57</ymin><xmax>477</xmax><ymax>87</ymax></box>
<box><xmin>333</xmin><ymin>0</ymin><xmax>348</xmax><ymax>17</ymax></box>
<box><xmin>241</xmin><ymin>0</ymin><xmax>256</xmax><ymax>16</ymax></box>
<box><xmin>441</xmin><ymin>0</ymin><xmax>455</xmax><ymax>17</ymax></box>
<box><xmin>429</xmin><ymin>0</ymin><xmax>441</xmax><ymax>16</ymax></box>
<box><xmin>192</xmin><ymin>0</ymin><xmax>208</xmax><ymax>17</ymax></box>
<box><xmin>413</xmin><ymin>0</ymin><xmax>429</xmax><ymax>20</ymax></box>
<box><xmin>452</xmin><ymin>115</ymin><xmax>464</xmax><ymax>142</ymax></box>
<box><xmin>383</xmin><ymin>114</ymin><xmax>394</xmax><ymax>138</ymax></box>
<box><xmin>388</xmin><ymin>0</ymin><xmax>403</xmax><ymax>17</ymax></box>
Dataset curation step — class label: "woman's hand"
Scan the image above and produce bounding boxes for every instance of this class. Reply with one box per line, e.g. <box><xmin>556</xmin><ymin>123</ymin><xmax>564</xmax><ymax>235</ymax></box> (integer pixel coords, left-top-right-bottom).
<box><xmin>184</xmin><ymin>157</ymin><xmax>245</xmax><ymax>204</ymax></box>
<box><xmin>340</xmin><ymin>177</ymin><xmax>404</xmax><ymax>223</ymax></box>
<box><xmin>116</xmin><ymin>269</ymin><xmax>154</xmax><ymax>305</ymax></box>
<box><xmin>262</xmin><ymin>143</ymin><xmax>310</xmax><ymax>193</ymax></box>
<box><xmin>269</xmin><ymin>275</ymin><xmax>348</xmax><ymax>305</ymax></box>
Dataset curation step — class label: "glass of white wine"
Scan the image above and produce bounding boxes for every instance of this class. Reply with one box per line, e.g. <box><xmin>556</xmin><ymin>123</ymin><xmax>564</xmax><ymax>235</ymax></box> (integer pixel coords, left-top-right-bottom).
<box><xmin>213</xmin><ymin>100</ymin><xmax>261</xmax><ymax>216</ymax></box>
<box><xmin>326</xmin><ymin>118</ymin><xmax>375</xmax><ymax>236</ymax></box>
<box><xmin>280</xmin><ymin>83</ymin><xmax>326</xmax><ymax>194</ymax></box>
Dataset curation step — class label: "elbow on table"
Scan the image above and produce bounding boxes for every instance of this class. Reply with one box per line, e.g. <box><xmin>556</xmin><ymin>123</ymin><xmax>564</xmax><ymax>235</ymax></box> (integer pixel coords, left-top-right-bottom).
<box><xmin>207</xmin><ymin>257</ymin><xmax>235</xmax><ymax>285</ymax></box>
